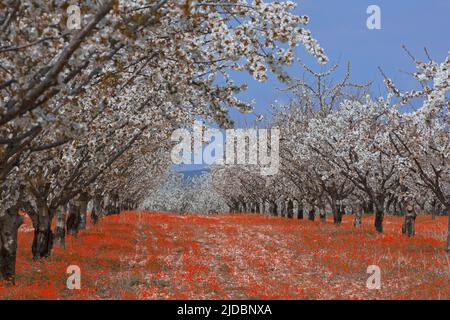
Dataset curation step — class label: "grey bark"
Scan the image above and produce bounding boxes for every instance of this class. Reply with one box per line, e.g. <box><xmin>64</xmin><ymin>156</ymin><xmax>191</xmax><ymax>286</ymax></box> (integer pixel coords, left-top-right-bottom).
<box><xmin>354</xmin><ymin>209</ymin><xmax>362</xmax><ymax>227</ymax></box>
<box><xmin>308</xmin><ymin>208</ymin><xmax>315</xmax><ymax>221</ymax></box>
<box><xmin>0</xmin><ymin>206</ymin><xmax>23</xmax><ymax>283</ymax></box>
<box><xmin>272</xmin><ymin>202</ymin><xmax>278</xmax><ymax>216</ymax></box>
<box><xmin>374</xmin><ymin>197</ymin><xmax>385</xmax><ymax>233</ymax></box>
<box><xmin>54</xmin><ymin>205</ymin><xmax>67</xmax><ymax>247</ymax></box>
<box><xmin>297</xmin><ymin>201</ymin><xmax>304</xmax><ymax>219</ymax></box>
<box><xmin>402</xmin><ymin>202</ymin><xmax>417</xmax><ymax>237</ymax></box>
<box><xmin>286</xmin><ymin>199</ymin><xmax>294</xmax><ymax>219</ymax></box>
<box><xmin>91</xmin><ymin>195</ymin><xmax>102</xmax><ymax>224</ymax></box>
<box><xmin>77</xmin><ymin>193</ymin><xmax>89</xmax><ymax>230</ymax></box>
<box><xmin>331</xmin><ymin>199</ymin><xmax>343</xmax><ymax>225</ymax></box>
<box><xmin>66</xmin><ymin>201</ymin><xmax>80</xmax><ymax>235</ymax></box>
<box><xmin>31</xmin><ymin>200</ymin><xmax>54</xmax><ymax>260</ymax></box>
<box><xmin>319</xmin><ymin>208</ymin><xmax>326</xmax><ymax>223</ymax></box>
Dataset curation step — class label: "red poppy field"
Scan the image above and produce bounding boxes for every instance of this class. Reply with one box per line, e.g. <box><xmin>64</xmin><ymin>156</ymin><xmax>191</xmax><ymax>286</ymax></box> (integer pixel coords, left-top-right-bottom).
<box><xmin>1</xmin><ymin>212</ymin><xmax>449</xmax><ymax>300</ymax></box>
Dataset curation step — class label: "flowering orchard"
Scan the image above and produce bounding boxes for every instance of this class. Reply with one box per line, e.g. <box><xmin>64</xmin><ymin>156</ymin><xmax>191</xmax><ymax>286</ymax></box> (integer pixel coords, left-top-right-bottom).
<box><xmin>0</xmin><ymin>0</ymin><xmax>449</xmax><ymax>299</ymax></box>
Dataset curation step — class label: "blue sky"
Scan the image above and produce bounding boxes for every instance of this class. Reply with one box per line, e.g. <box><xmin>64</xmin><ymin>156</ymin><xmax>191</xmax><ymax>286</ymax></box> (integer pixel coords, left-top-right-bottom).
<box><xmin>229</xmin><ymin>0</ymin><xmax>450</xmax><ymax>126</ymax></box>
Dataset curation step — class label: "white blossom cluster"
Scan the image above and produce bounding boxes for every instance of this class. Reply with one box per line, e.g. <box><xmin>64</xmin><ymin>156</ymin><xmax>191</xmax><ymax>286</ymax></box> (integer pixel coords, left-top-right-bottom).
<box><xmin>142</xmin><ymin>171</ymin><xmax>229</xmax><ymax>214</ymax></box>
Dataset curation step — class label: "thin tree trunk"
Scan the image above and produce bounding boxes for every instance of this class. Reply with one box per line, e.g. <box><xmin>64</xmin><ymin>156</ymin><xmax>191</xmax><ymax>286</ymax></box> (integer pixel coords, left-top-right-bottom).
<box><xmin>363</xmin><ymin>200</ymin><xmax>374</xmax><ymax>214</ymax></box>
<box><xmin>332</xmin><ymin>199</ymin><xmax>342</xmax><ymax>225</ymax></box>
<box><xmin>67</xmin><ymin>201</ymin><xmax>80</xmax><ymax>235</ymax></box>
<box><xmin>354</xmin><ymin>209</ymin><xmax>362</xmax><ymax>227</ymax></box>
<box><xmin>259</xmin><ymin>200</ymin><xmax>264</xmax><ymax>214</ymax></box>
<box><xmin>431</xmin><ymin>199</ymin><xmax>438</xmax><ymax>220</ymax></box>
<box><xmin>268</xmin><ymin>201</ymin><xmax>275</xmax><ymax>216</ymax></box>
<box><xmin>272</xmin><ymin>202</ymin><xmax>278</xmax><ymax>216</ymax></box>
<box><xmin>287</xmin><ymin>199</ymin><xmax>294</xmax><ymax>219</ymax></box>
<box><xmin>54</xmin><ymin>205</ymin><xmax>67</xmax><ymax>247</ymax></box>
<box><xmin>374</xmin><ymin>203</ymin><xmax>384</xmax><ymax>233</ymax></box>
<box><xmin>0</xmin><ymin>206</ymin><xmax>23</xmax><ymax>283</ymax></box>
<box><xmin>91</xmin><ymin>196</ymin><xmax>102</xmax><ymax>225</ymax></box>
<box><xmin>232</xmin><ymin>200</ymin><xmax>239</xmax><ymax>213</ymax></box>
<box><xmin>31</xmin><ymin>201</ymin><xmax>54</xmax><ymax>260</ymax></box>
<box><xmin>319</xmin><ymin>208</ymin><xmax>326</xmax><ymax>223</ymax></box>
<box><xmin>308</xmin><ymin>208</ymin><xmax>315</xmax><ymax>221</ymax></box>
<box><xmin>77</xmin><ymin>193</ymin><xmax>88</xmax><ymax>230</ymax></box>
<box><xmin>402</xmin><ymin>211</ymin><xmax>416</xmax><ymax>237</ymax></box>
<box><xmin>297</xmin><ymin>201</ymin><xmax>304</xmax><ymax>219</ymax></box>
<box><xmin>279</xmin><ymin>199</ymin><xmax>285</xmax><ymax>217</ymax></box>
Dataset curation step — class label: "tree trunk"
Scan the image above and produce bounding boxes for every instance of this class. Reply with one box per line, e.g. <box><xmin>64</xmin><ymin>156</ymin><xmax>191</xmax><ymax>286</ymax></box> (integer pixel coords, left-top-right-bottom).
<box><xmin>105</xmin><ymin>195</ymin><xmax>120</xmax><ymax>215</ymax></box>
<box><xmin>386</xmin><ymin>196</ymin><xmax>395</xmax><ymax>215</ymax></box>
<box><xmin>31</xmin><ymin>202</ymin><xmax>54</xmax><ymax>260</ymax></box>
<box><xmin>0</xmin><ymin>206</ymin><xmax>23</xmax><ymax>283</ymax></box>
<box><xmin>297</xmin><ymin>202</ymin><xmax>304</xmax><ymax>219</ymax></box>
<box><xmin>233</xmin><ymin>200</ymin><xmax>239</xmax><ymax>213</ymax></box>
<box><xmin>363</xmin><ymin>200</ymin><xmax>374</xmax><ymax>214</ymax></box>
<box><xmin>77</xmin><ymin>193</ymin><xmax>89</xmax><ymax>230</ymax></box>
<box><xmin>319</xmin><ymin>208</ymin><xmax>326</xmax><ymax>223</ymax></box>
<box><xmin>402</xmin><ymin>211</ymin><xmax>416</xmax><ymax>237</ymax></box>
<box><xmin>67</xmin><ymin>201</ymin><xmax>80</xmax><ymax>235</ymax></box>
<box><xmin>54</xmin><ymin>205</ymin><xmax>67</xmax><ymax>248</ymax></box>
<box><xmin>91</xmin><ymin>205</ymin><xmax>98</xmax><ymax>224</ymax></box>
<box><xmin>332</xmin><ymin>200</ymin><xmax>342</xmax><ymax>225</ymax></box>
<box><xmin>354</xmin><ymin>209</ymin><xmax>362</xmax><ymax>227</ymax></box>
<box><xmin>308</xmin><ymin>208</ymin><xmax>315</xmax><ymax>221</ymax></box>
<box><xmin>287</xmin><ymin>200</ymin><xmax>294</xmax><ymax>219</ymax></box>
<box><xmin>374</xmin><ymin>202</ymin><xmax>384</xmax><ymax>233</ymax></box>
<box><xmin>91</xmin><ymin>196</ymin><xmax>102</xmax><ymax>225</ymax></box>
<box><xmin>279</xmin><ymin>200</ymin><xmax>286</xmax><ymax>217</ymax></box>
<box><xmin>431</xmin><ymin>199</ymin><xmax>438</xmax><ymax>220</ymax></box>
<box><xmin>268</xmin><ymin>201</ymin><xmax>275</xmax><ymax>216</ymax></box>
